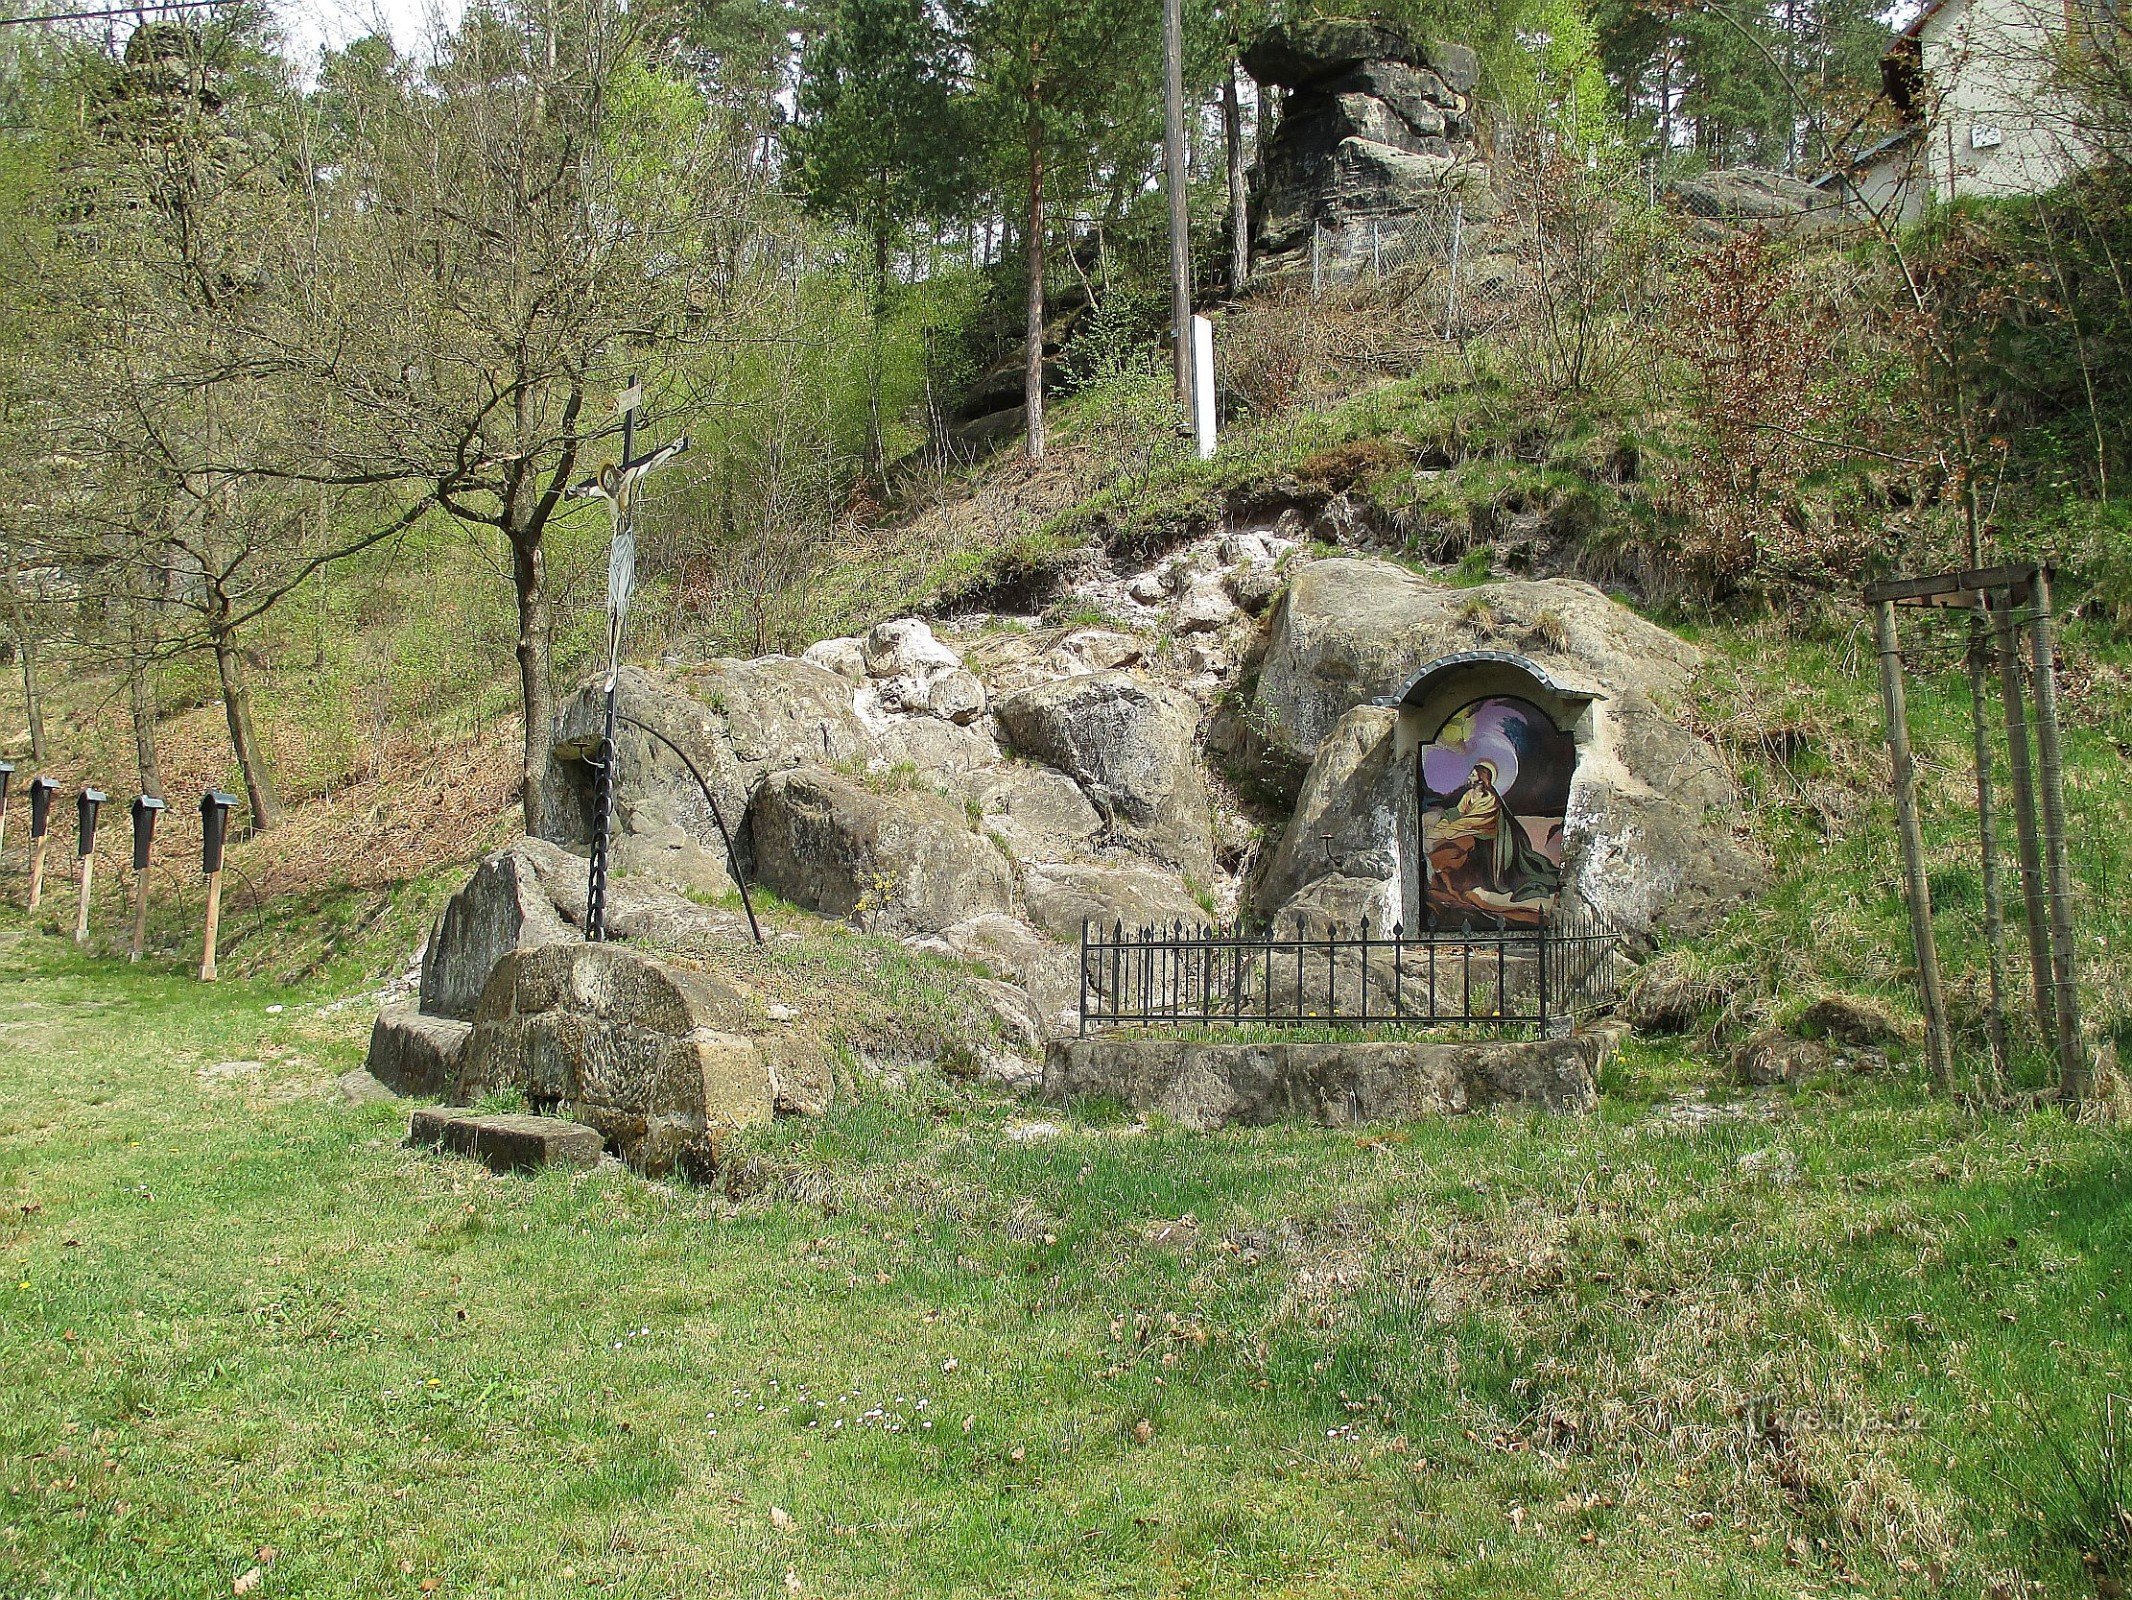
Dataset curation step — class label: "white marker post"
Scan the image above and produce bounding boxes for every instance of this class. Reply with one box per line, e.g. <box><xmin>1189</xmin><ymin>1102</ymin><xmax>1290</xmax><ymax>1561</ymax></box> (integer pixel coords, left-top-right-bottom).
<box><xmin>1192</xmin><ymin>315</ymin><xmax>1217</xmax><ymax>462</ymax></box>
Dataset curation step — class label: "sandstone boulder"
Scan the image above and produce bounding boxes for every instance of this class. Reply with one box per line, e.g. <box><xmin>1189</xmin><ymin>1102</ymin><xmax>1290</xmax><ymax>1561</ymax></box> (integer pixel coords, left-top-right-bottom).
<box><xmin>1795</xmin><ymin>992</ymin><xmax>1915</xmax><ymax>1048</ymax></box>
<box><xmin>747</xmin><ymin>767</ymin><xmax>1014</xmax><ymax>934</ymax></box>
<box><xmin>457</xmin><ymin>941</ymin><xmax>772</xmax><ymax>1174</ymax></box>
<box><xmin>994</xmin><ymin>672</ymin><xmax>1215</xmax><ymax>881</ymax></box>
<box><xmin>924</xmin><ymin>911</ymin><xmax>1083</xmax><ymax>1034</ymax></box>
<box><xmin>1246</xmin><ymin>558</ymin><xmax>1763</xmax><ymax>935</ymax></box>
<box><xmin>1253</xmin><ymin>559</ymin><xmax>1697</xmax><ymax>765</ymax></box>
<box><xmin>1666</xmin><ymin>168</ymin><xmax>1850</xmax><ymax>242</ymax></box>
<box><xmin>925</xmin><ymin>668</ymin><xmax>989</xmax><ymax>726</ymax></box>
<box><xmin>863</xmin><ymin>617</ymin><xmax>960</xmax><ymax>678</ymax></box>
<box><xmin>418</xmin><ymin>839</ymin><xmax>576</xmax><ymax>1019</ymax></box>
<box><xmin>802</xmin><ymin>637</ymin><xmax>867</xmax><ymax>680</ymax></box>
<box><xmin>1254</xmin><ymin>705</ymin><xmax>1404</xmax><ymax>920</ymax></box>
<box><xmin>542</xmin><ymin>661</ymin><xmax>870</xmax><ymax>878</ymax></box>
<box><xmin>1732</xmin><ymin>1030</ymin><xmax>1832</xmax><ymax>1086</ymax></box>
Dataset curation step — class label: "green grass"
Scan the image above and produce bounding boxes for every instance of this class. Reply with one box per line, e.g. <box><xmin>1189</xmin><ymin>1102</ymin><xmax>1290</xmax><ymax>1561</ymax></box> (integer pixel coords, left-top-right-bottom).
<box><xmin>3</xmin><ymin>928</ymin><xmax>2128</xmax><ymax>1598</ymax></box>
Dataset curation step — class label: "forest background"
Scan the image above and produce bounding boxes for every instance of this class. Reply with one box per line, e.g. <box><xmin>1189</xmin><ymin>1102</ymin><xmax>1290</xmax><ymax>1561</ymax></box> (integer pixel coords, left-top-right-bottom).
<box><xmin>0</xmin><ymin>0</ymin><xmax>2124</xmax><ymax>901</ymax></box>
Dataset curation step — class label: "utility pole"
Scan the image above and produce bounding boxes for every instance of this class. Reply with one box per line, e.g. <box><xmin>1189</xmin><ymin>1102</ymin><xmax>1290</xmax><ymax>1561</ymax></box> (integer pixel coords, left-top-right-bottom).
<box><xmin>1162</xmin><ymin>0</ymin><xmax>1194</xmax><ymax>415</ymax></box>
<box><xmin>570</xmin><ymin>377</ymin><xmax>688</xmax><ymax>944</ymax></box>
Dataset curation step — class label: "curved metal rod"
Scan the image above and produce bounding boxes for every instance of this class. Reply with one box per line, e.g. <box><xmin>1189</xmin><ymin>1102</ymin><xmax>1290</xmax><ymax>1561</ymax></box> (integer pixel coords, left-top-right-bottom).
<box><xmin>613</xmin><ymin>713</ymin><xmax>763</xmax><ymax>946</ymax></box>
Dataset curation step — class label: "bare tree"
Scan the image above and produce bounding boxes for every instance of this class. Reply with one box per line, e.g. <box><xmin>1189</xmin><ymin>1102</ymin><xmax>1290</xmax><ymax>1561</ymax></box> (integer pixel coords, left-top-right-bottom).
<box><xmin>264</xmin><ymin>1</ymin><xmax>764</xmax><ymax>831</ymax></box>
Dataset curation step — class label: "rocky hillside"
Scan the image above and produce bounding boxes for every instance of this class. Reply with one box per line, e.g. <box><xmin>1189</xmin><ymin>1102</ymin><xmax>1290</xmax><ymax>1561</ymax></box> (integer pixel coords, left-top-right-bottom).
<box><xmin>454</xmin><ymin>528</ymin><xmax>1769</xmax><ymax>1076</ymax></box>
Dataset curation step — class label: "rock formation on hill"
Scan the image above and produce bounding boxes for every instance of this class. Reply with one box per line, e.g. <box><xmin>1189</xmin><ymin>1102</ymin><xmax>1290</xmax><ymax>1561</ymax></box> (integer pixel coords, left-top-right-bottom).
<box><xmin>375</xmin><ymin>525</ymin><xmax>1768</xmax><ymax>1153</ymax></box>
<box><xmin>1243</xmin><ymin>18</ymin><xmax>1493</xmax><ymax>283</ymax></box>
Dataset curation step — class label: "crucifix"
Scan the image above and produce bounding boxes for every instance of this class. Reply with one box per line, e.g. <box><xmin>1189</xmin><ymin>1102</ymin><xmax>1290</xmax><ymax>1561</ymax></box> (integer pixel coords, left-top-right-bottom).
<box><xmin>569</xmin><ymin>376</ymin><xmax>688</xmax><ymax>943</ymax></box>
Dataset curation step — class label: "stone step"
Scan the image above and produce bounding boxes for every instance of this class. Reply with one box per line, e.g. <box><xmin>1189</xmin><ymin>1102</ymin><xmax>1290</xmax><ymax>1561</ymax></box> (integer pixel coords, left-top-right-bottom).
<box><xmin>368</xmin><ymin>1004</ymin><xmax>473</xmax><ymax>1098</ymax></box>
<box><xmin>406</xmin><ymin>1107</ymin><xmax>604</xmax><ymax>1174</ymax></box>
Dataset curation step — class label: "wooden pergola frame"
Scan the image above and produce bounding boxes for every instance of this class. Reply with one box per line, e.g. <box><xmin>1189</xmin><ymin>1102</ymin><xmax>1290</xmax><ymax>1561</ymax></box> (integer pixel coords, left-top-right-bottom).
<box><xmin>1862</xmin><ymin>563</ymin><xmax>2088</xmax><ymax>1099</ymax></box>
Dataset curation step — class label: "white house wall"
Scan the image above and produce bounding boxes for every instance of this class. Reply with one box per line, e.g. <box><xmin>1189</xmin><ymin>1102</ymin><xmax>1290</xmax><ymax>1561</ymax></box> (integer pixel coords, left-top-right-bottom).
<box><xmin>1917</xmin><ymin>0</ymin><xmax>2091</xmax><ymax>202</ymax></box>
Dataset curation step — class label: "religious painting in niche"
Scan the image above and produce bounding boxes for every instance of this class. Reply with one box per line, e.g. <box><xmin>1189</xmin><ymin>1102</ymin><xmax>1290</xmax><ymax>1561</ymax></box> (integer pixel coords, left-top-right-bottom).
<box><xmin>1419</xmin><ymin>695</ymin><xmax>1575</xmax><ymax>926</ymax></box>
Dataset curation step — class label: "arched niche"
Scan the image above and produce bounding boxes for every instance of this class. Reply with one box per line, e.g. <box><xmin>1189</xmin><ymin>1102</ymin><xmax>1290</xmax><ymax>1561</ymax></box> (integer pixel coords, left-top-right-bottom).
<box><xmin>1373</xmin><ymin>653</ymin><xmax>1602</xmax><ymax>929</ymax></box>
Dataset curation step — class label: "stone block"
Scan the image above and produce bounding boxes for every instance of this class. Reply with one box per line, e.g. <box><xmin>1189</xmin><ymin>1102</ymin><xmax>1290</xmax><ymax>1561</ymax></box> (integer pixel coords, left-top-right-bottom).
<box><xmin>1041</xmin><ymin>1027</ymin><xmax>1614</xmax><ymax>1130</ymax></box>
<box><xmin>406</xmin><ymin>1108</ymin><xmax>605</xmax><ymax>1173</ymax></box>
<box><xmin>365</xmin><ymin>1004</ymin><xmax>473</xmax><ymax>1097</ymax></box>
<box><xmin>456</xmin><ymin>942</ymin><xmax>771</xmax><ymax>1174</ymax></box>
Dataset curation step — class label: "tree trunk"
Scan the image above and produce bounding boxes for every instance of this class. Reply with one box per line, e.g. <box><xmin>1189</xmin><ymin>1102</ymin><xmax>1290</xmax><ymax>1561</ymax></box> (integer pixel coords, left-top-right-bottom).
<box><xmin>1224</xmin><ymin>59</ymin><xmax>1249</xmax><ymax>295</ymax></box>
<box><xmin>212</xmin><ymin>618</ymin><xmax>283</xmax><ymax>832</ymax></box>
<box><xmin>1162</xmin><ymin>0</ymin><xmax>1194</xmax><ymax>409</ymax></box>
<box><xmin>498</xmin><ymin>448</ymin><xmax>560</xmax><ymax>840</ymax></box>
<box><xmin>869</xmin><ymin>219</ymin><xmax>890</xmax><ymax>480</ymax></box>
<box><xmin>507</xmin><ymin>507</ymin><xmax>554</xmax><ymax>838</ymax></box>
<box><xmin>129</xmin><ymin>655</ymin><xmax>164</xmax><ymax>802</ymax></box>
<box><xmin>1023</xmin><ymin>88</ymin><xmax>1048</xmax><ymax>461</ymax></box>
<box><xmin>17</xmin><ymin>622</ymin><xmax>45</xmax><ymax>763</ymax></box>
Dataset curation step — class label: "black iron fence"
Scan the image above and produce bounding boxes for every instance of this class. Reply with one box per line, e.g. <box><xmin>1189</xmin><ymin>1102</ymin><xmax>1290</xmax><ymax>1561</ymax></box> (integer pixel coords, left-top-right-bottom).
<box><xmin>1078</xmin><ymin>910</ymin><xmax>1631</xmax><ymax>1036</ymax></box>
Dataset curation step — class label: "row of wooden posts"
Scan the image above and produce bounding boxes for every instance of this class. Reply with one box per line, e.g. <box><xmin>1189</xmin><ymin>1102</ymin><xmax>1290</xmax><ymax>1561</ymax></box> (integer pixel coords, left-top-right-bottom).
<box><xmin>1866</xmin><ymin>563</ymin><xmax>2088</xmax><ymax>1098</ymax></box>
<box><xmin>0</xmin><ymin>763</ymin><xmax>242</xmax><ymax>981</ymax></box>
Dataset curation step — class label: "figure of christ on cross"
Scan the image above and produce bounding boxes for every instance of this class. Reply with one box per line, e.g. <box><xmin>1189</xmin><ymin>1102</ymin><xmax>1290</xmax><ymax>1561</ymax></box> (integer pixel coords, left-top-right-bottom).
<box><xmin>567</xmin><ymin>378</ymin><xmax>689</xmax><ymax>943</ymax></box>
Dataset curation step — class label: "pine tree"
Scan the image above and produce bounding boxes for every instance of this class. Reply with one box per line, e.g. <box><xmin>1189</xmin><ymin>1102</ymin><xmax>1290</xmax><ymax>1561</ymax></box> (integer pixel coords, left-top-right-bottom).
<box><xmin>790</xmin><ymin>0</ymin><xmax>969</xmax><ymax>474</ymax></box>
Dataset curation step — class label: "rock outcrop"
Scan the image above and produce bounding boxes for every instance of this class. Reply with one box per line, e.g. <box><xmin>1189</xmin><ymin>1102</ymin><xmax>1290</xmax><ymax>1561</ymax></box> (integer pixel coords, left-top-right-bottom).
<box><xmin>1244</xmin><ymin>557</ymin><xmax>1764</xmax><ymax>935</ymax></box>
<box><xmin>748</xmin><ymin>767</ymin><xmax>1015</xmax><ymax>934</ymax></box>
<box><xmin>1665</xmin><ymin>168</ymin><xmax>1852</xmax><ymax>243</ymax></box>
<box><xmin>374</xmin><ymin>514</ymin><xmax>1772</xmax><ymax>1138</ymax></box>
<box><xmin>994</xmin><ymin>672</ymin><xmax>1215</xmax><ymax>882</ymax></box>
<box><xmin>1243</xmin><ymin>18</ymin><xmax>1491</xmax><ymax>283</ymax></box>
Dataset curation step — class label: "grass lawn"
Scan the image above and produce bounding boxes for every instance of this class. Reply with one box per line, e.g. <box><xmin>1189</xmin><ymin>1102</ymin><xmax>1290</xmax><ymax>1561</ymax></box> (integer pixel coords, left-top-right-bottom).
<box><xmin>3</xmin><ymin>925</ymin><xmax>2127</xmax><ymax>1600</ymax></box>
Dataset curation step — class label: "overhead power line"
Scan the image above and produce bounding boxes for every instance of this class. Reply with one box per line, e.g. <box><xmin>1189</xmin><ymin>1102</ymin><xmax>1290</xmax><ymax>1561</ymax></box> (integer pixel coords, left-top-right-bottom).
<box><xmin>1</xmin><ymin>0</ymin><xmax>230</xmax><ymax>25</ymax></box>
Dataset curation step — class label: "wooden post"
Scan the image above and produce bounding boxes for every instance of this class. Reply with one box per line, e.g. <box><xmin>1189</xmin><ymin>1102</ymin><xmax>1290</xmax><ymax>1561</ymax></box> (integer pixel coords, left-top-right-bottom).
<box><xmin>1874</xmin><ymin>599</ymin><xmax>1954</xmax><ymax>1089</ymax></box>
<box><xmin>1966</xmin><ymin>610</ymin><xmax>2012</xmax><ymax>1088</ymax></box>
<box><xmin>200</xmin><ymin>869</ymin><xmax>223</xmax><ymax>982</ymax></box>
<box><xmin>2025</xmin><ymin>567</ymin><xmax>2088</xmax><ymax>1100</ymax></box>
<box><xmin>128</xmin><ymin>795</ymin><xmax>164</xmax><ymax>963</ymax></box>
<box><xmin>74</xmin><ymin>789</ymin><xmax>105</xmax><ymax>947</ymax></box>
<box><xmin>26</xmin><ymin>775</ymin><xmax>55</xmax><ymax>911</ymax></box>
<box><xmin>198</xmin><ymin>791</ymin><xmax>237</xmax><ymax>983</ymax></box>
<box><xmin>1991</xmin><ymin>592</ymin><xmax>2054</xmax><ymax>1048</ymax></box>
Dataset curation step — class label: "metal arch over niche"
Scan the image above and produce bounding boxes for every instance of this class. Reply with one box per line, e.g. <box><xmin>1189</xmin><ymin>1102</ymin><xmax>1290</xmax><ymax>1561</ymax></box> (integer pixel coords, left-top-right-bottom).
<box><xmin>1371</xmin><ymin>649</ymin><xmax>1604</xmax><ymax>743</ymax></box>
